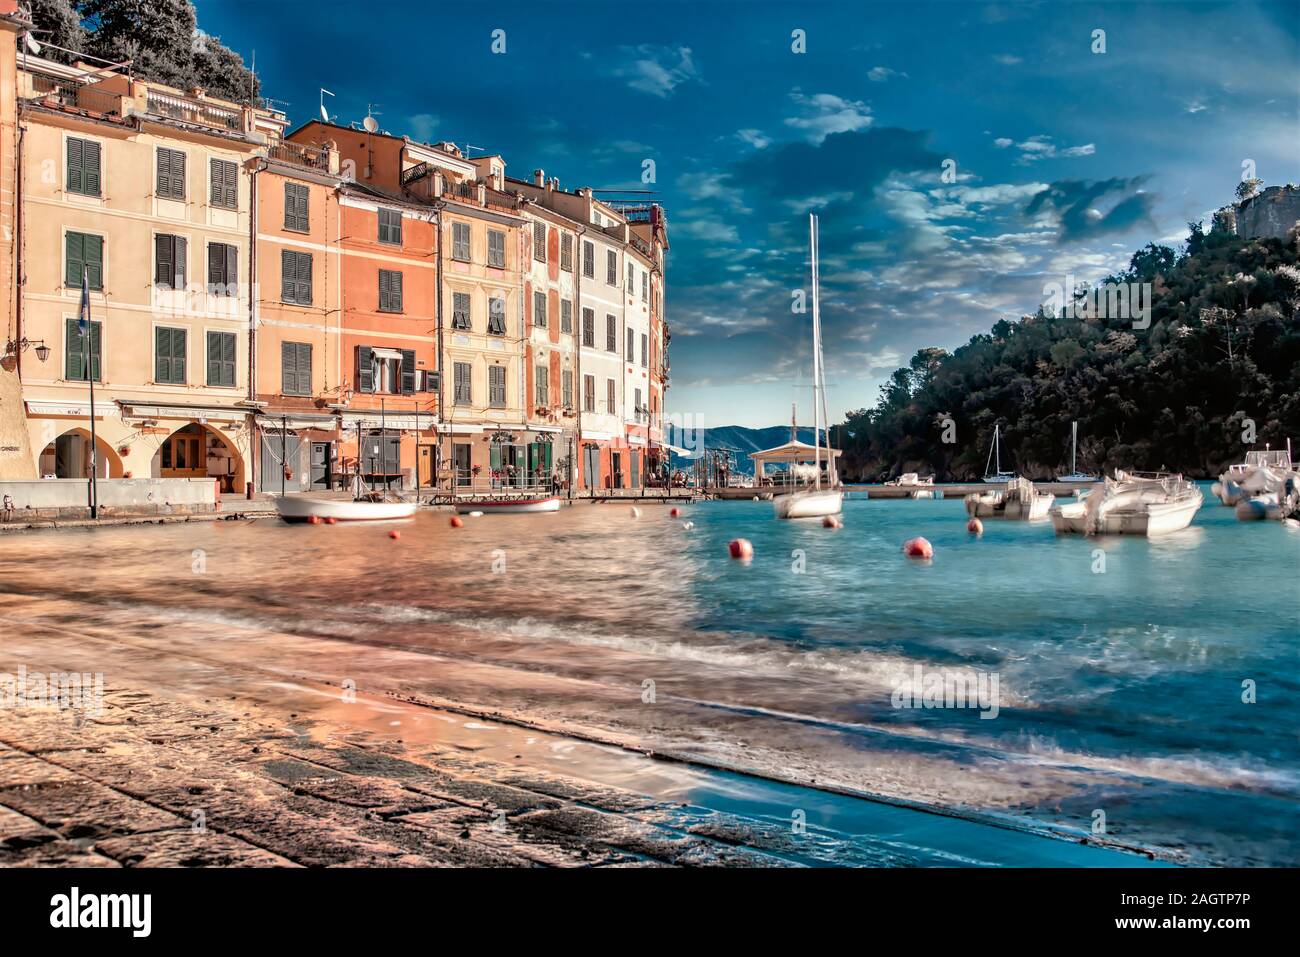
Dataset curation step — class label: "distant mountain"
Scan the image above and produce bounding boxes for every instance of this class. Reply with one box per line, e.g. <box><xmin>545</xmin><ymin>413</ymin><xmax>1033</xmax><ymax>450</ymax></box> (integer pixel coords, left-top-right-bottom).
<box><xmin>663</xmin><ymin>423</ymin><xmax>825</xmax><ymax>475</ymax></box>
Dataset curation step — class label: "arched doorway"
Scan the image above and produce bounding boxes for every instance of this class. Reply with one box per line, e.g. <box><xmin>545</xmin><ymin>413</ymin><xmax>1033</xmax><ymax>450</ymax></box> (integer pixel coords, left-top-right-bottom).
<box><xmin>37</xmin><ymin>428</ymin><xmax>123</xmax><ymax>479</ymax></box>
<box><xmin>153</xmin><ymin>423</ymin><xmax>246</xmax><ymax>494</ymax></box>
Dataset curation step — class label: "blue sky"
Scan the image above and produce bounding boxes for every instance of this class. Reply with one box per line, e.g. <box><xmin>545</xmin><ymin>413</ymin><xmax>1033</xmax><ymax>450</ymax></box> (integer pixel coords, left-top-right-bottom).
<box><xmin>198</xmin><ymin>0</ymin><xmax>1299</xmax><ymax>428</ymax></box>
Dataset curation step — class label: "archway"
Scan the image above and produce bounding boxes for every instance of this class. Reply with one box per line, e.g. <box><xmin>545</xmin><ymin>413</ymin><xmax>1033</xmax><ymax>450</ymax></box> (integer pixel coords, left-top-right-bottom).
<box><xmin>37</xmin><ymin>428</ymin><xmax>124</xmax><ymax>479</ymax></box>
<box><xmin>152</xmin><ymin>423</ymin><xmax>247</xmax><ymax>495</ymax></box>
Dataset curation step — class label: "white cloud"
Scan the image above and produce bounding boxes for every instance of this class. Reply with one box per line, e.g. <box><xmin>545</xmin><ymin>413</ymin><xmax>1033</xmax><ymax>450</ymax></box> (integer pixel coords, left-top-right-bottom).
<box><xmin>407</xmin><ymin>113</ymin><xmax>439</xmax><ymax>143</ymax></box>
<box><xmin>615</xmin><ymin>46</ymin><xmax>699</xmax><ymax>98</ymax></box>
<box><xmin>783</xmin><ymin>91</ymin><xmax>873</xmax><ymax>143</ymax></box>
<box><xmin>677</xmin><ymin>219</ymin><xmax>740</xmax><ymax>243</ymax></box>
<box><xmin>997</xmin><ymin>135</ymin><xmax>1097</xmax><ymax>163</ymax></box>
<box><xmin>993</xmin><ymin>54</ymin><xmax>1023</xmax><ymax>65</ymax></box>
<box><xmin>867</xmin><ymin>66</ymin><xmax>906</xmax><ymax>82</ymax></box>
<box><xmin>736</xmin><ymin>128</ymin><xmax>771</xmax><ymax>149</ymax></box>
<box><xmin>994</xmin><ymin>137</ymin><xmax>1014</xmax><ymax>148</ymax></box>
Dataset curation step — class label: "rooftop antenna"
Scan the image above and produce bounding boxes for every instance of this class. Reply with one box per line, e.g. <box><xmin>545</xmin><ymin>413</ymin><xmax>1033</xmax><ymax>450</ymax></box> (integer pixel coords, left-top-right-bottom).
<box><xmin>320</xmin><ymin>87</ymin><xmax>335</xmax><ymax>123</ymax></box>
<box><xmin>463</xmin><ymin>143</ymin><xmax>485</xmax><ymax>157</ymax></box>
<box><xmin>362</xmin><ymin>104</ymin><xmax>381</xmax><ymax>134</ymax></box>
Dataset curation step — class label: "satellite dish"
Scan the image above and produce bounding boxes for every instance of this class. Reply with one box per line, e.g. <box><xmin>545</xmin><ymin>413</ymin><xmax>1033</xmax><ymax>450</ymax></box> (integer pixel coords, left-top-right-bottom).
<box><xmin>362</xmin><ymin>115</ymin><xmax>378</xmax><ymax>133</ymax></box>
<box><xmin>23</xmin><ymin>32</ymin><xmax>42</xmax><ymax>55</ymax></box>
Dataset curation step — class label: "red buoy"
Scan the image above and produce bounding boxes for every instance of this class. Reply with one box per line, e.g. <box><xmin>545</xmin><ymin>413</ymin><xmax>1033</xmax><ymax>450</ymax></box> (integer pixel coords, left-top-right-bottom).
<box><xmin>822</xmin><ymin>515</ymin><xmax>842</xmax><ymax>528</ymax></box>
<box><xmin>449</xmin><ymin>516</ymin><xmax>464</xmax><ymax>528</ymax></box>
<box><xmin>966</xmin><ymin>517</ymin><xmax>983</xmax><ymax>535</ymax></box>
<box><xmin>728</xmin><ymin>538</ymin><xmax>754</xmax><ymax>560</ymax></box>
<box><xmin>670</xmin><ymin>507</ymin><xmax>680</xmax><ymax>517</ymax></box>
<box><xmin>903</xmin><ymin>536</ymin><xmax>933</xmax><ymax>559</ymax></box>
<box><xmin>324</xmin><ymin>516</ymin><xmax>338</xmax><ymax>525</ymax></box>
<box><xmin>389</xmin><ymin>529</ymin><xmax>401</xmax><ymax>540</ymax></box>
<box><xmin>307</xmin><ymin>515</ymin><xmax>321</xmax><ymax>525</ymax></box>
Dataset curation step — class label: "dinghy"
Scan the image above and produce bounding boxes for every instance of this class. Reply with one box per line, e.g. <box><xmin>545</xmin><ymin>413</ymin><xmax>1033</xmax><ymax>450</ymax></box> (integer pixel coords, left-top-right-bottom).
<box><xmin>775</xmin><ymin>213</ymin><xmax>842</xmax><ymax>520</ymax></box>
<box><xmin>454</xmin><ymin>496</ymin><xmax>561</xmax><ymax>514</ymax></box>
<box><xmin>277</xmin><ymin>496</ymin><xmax>417</xmax><ymax>523</ymax></box>
<box><xmin>1050</xmin><ymin>471</ymin><xmax>1201</xmax><ymax>537</ymax></box>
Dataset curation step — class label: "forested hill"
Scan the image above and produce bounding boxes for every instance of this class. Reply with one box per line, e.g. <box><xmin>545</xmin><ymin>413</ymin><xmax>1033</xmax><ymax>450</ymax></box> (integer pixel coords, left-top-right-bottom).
<box><xmin>831</xmin><ymin>224</ymin><xmax>1300</xmax><ymax>482</ymax></box>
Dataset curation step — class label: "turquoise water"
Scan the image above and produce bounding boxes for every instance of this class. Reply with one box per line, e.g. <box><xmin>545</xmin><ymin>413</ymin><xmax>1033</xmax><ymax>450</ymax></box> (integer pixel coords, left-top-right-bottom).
<box><xmin>1</xmin><ymin>483</ymin><xmax>1296</xmax><ymax>864</ymax></box>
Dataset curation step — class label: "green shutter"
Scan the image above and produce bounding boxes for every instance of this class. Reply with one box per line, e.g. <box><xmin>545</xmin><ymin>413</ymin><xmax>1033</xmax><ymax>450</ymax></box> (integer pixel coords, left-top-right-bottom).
<box><xmin>65</xmin><ymin>317</ymin><xmax>83</xmax><ymax>380</ymax></box>
<box><xmin>295</xmin><ymin>343</ymin><xmax>311</xmax><ymax>395</ymax></box>
<box><xmin>357</xmin><ymin>345</ymin><xmax>373</xmax><ymax>393</ymax></box>
<box><xmin>281</xmin><ymin>341</ymin><xmax>296</xmax><ymax>394</ymax></box>
<box><xmin>84</xmin><ymin>235</ymin><xmax>102</xmax><ymax>290</ymax></box>
<box><xmin>400</xmin><ymin>349</ymin><xmax>415</xmax><ymax>395</ymax></box>
<box><xmin>65</xmin><ymin>232</ymin><xmax>81</xmax><ymax>287</ymax></box>
<box><xmin>155</xmin><ymin>234</ymin><xmax>173</xmax><ymax>287</ymax></box>
<box><xmin>67</xmin><ymin>138</ymin><xmax>83</xmax><ymax>193</ymax></box>
<box><xmin>155</xmin><ymin>326</ymin><xmax>168</xmax><ymax>381</ymax></box>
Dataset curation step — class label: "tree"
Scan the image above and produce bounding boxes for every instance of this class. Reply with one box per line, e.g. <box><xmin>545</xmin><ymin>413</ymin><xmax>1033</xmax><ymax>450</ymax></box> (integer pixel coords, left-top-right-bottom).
<box><xmin>25</xmin><ymin>0</ymin><xmax>87</xmax><ymax>62</ymax></box>
<box><xmin>1236</xmin><ymin>177</ymin><xmax>1264</xmax><ymax>201</ymax></box>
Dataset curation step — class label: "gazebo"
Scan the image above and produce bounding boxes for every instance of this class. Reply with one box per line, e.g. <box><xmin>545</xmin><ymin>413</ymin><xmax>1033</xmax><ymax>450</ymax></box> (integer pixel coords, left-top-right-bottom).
<box><xmin>750</xmin><ymin>439</ymin><xmax>842</xmax><ymax>481</ymax></box>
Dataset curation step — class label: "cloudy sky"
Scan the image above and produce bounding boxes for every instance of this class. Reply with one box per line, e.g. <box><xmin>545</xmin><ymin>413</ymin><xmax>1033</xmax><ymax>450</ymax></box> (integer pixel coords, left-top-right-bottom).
<box><xmin>200</xmin><ymin>0</ymin><xmax>1299</xmax><ymax>428</ymax></box>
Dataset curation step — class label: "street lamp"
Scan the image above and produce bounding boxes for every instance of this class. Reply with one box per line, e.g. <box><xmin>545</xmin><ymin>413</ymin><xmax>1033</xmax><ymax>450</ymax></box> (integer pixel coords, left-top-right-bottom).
<box><xmin>4</xmin><ymin>337</ymin><xmax>49</xmax><ymax>362</ymax></box>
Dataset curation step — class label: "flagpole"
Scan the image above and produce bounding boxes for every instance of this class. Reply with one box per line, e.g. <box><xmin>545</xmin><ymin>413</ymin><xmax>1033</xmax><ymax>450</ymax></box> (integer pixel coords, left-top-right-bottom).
<box><xmin>82</xmin><ymin>266</ymin><xmax>99</xmax><ymax>519</ymax></box>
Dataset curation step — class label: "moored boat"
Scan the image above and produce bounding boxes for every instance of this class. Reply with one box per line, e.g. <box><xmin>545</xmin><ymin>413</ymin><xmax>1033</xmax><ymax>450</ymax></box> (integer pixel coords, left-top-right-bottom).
<box><xmin>965</xmin><ymin>476</ymin><xmax>1054</xmax><ymax>520</ymax></box>
<box><xmin>981</xmin><ymin>424</ymin><xmax>1015</xmax><ymax>484</ymax></box>
<box><xmin>1056</xmin><ymin>421</ymin><xmax>1099</xmax><ymax>482</ymax></box>
<box><xmin>454</xmin><ymin>495</ymin><xmax>561</xmax><ymax>514</ymax></box>
<box><xmin>1050</xmin><ymin>471</ymin><xmax>1201</xmax><ymax>536</ymax></box>
<box><xmin>1211</xmin><ymin>444</ymin><xmax>1295</xmax><ymax>506</ymax></box>
<box><xmin>277</xmin><ymin>496</ymin><xmax>417</xmax><ymax>523</ymax></box>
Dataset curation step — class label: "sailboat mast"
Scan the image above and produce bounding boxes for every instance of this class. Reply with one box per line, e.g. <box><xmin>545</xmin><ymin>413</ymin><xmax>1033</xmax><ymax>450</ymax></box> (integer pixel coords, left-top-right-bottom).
<box><xmin>1071</xmin><ymin>421</ymin><xmax>1078</xmax><ymax>474</ymax></box>
<box><xmin>810</xmin><ymin>213</ymin><xmax>822</xmax><ymax>490</ymax></box>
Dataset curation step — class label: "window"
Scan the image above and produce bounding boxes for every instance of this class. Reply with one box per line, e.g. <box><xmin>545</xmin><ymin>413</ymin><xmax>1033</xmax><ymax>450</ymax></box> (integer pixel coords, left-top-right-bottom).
<box><xmin>635</xmin><ymin>388</ymin><xmax>644</xmax><ymax>422</ymax></box>
<box><xmin>64</xmin><ymin>318</ymin><xmax>101</xmax><ymax>382</ymax></box>
<box><xmin>207</xmin><ymin>242</ymin><xmax>237</xmax><ymax>295</ymax></box>
<box><xmin>640</xmin><ymin>333</ymin><xmax>648</xmax><ymax>367</ymax></box>
<box><xmin>583</xmin><ymin>374</ymin><xmax>595</xmax><ymax>412</ymax></box>
<box><xmin>451</xmin><ymin>291</ymin><xmax>471</xmax><ymax>330</ymax></box>
<box><xmin>207</xmin><ymin>331</ymin><xmax>236</xmax><ymax>387</ymax></box>
<box><xmin>154</xmin><ymin>326</ymin><xmax>186</xmax><ymax>384</ymax></box>
<box><xmin>606</xmin><ymin>249</ymin><xmax>617</xmax><ymax>285</ymax></box>
<box><xmin>65</xmin><ymin>232</ymin><xmax>103</xmax><ymax>290</ymax></box>
<box><xmin>533</xmin><ymin>221</ymin><xmax>547</xmax><ymax>261</ymax></box>
<box><xmin>487</xmin><ymin>229</ymin><xmax>505</xmax><ymax>267</ymax></box>
<box><xmin>582</xmin><ymin>240</ymin><xmax>594</xmax><ymax>278</ymax></box>
<box><xmin>281</xmin><ymin>250</ymin><xmax>312</xmax><ymax>305</ymax></box>
<box><xmin>455</xmin><ymin>362</ymin><xmax>472</xmax><ymax>404</ymax></box>
<box><xmin>452</xmin><ymin>222</ymin><xmax>471</xmax><ymax>261</ymax></box>
<box><xmin>490</xmin><ymin>365</ymin><xmax>508</xmax><ymax>407</ymax></box>
<box><xmin>627</xmin><ymin>262</ymin><xmax>634</xmax><ymax>293</ymax></box>
<box><xmin>281</xmin><ymin>341</ymin><xmax>311</xmax><ymax>395</ymax></box>
<box><xmin>607</xmin><ymin>378</ymin><xmax>616</xmax><ymax>413</ymax></box>
<box><xmin>534</xmin><ymin>290</ymin><xmax>547</xmax><ymax>327</ymax></box>
<box><xmin>66</xmin><ymin>137</ymin><xmax>101</xmax><ymax>197</ymax></box>
<box><xmin>560</xmin><ymin>234</ymin><xmax>573</xmax><ymax>272</ymax></box>
<box><xmin>535</xmin><ymin>365</ymin><xmax>549</xmax><ymax>406</ymax></box>
<box><xmin>605</xmin><ymin>314</ymin><xmax>617</xmax><ymax>352</ymax></box>
<box><xmin>642</xmin><ymin>271</ymin><xmax>648</xmax><ymax>302</ymax></box>
<box><xmin>378</xmin><ymin>208</ymin><xmax>402</xmax><ymax>245</ymax></box>
<box><xmin>210</xmin><ymin>159</ymin><xmax>237</xmax><ymax>210</ymax></box>
<box><xmin>284</xmin><ymin>183</ymin><xmax>309</xmax><ymax>232</ymax></box>
<box><xmin>156</xmin><ymin>147</ymin><xmax>186</xmax><ymax>200</ymax></box>
<box><xmin>379</xmin><ymin>269</ymin><xmax>403</xmax><ymax>312</ymax></box>
<box><xmin>626</xmin><ymin>329</ymin><xmax>634</xmax><ymax>361</ymax></box>
<box><xmin>356</xmin><ymin>345</ymin><xmax>416</xmax><ymax>394</ymax></box>
<box><xmin>582</xmin><ymin>308</ymin><xmax>594</xmax><ymax>347</ymax></box>
<box><xmin>560</xmin><ymin>299</ymin><xmax>573</xmax><ymax>334</ymax></box>
<box><xmin>488</xmin><ymin>297</ymin><xmax>506</xmax><ymax>335</ymax></box>
<box><xmin>154</xmin><ymin>234</ymin><xmax>187</xmax><ymax>290</ymax></box>
<box><xmin>562</xmin><ymin>369</ymin><xmax>574</xmax><ymax>408</ymax></box>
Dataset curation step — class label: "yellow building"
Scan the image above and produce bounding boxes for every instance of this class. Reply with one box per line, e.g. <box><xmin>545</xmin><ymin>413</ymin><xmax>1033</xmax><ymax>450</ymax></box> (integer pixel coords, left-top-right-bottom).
<box><xmin>12</xmin><ymin>53</ymin><xmax>273</xmax><ymax>494</ymax></box>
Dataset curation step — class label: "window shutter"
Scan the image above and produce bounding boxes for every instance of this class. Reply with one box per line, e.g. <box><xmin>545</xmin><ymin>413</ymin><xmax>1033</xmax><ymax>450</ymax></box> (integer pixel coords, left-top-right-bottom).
<box><xmin>155</xmin><ymin>234</ymin><xmax>173</xmax><ymax>287</ymax></box>
<box><xmin>280</xmin><ymin>250</ymin><xmax>294</xmax><ymax>302</ymax></box>
<box><xmin>226</xmin><ymin>244</ymin><xmax>238</xmax><ymax>291</ymax></box>
<box><xmin>280</xmin><ymin>341</ymin><xmax>296</xmax><ymax>394</ymax></box>
<box><xmin>207</xmin><ymin>331</ymin><xmax>221</xmax><ymax>385</ymax></box>
<box><xmin>65</xmin><ymin>232</ymin><xmax>81</xmax><ymax>287</ymax></box>
<box><xmin>296</xmin><ymin>252</ymin><xmax>312</xmax><ymax>304</ymax></box>
<box><xmin>82</xmin><ymin>141</ymin><xmax>101</xmax><ymax>195</ymax></box>
<box><xmin>357</xmin><ymin>345</ymin><xmax>374</xmax><ymax>393</ymax></box>
<box><xmin>400</xmin><ymin>349</ymin><xmax>416</xmax><ymax>394</ymax></box>
<box><xmin>155</xmin><ymin>326</ymin><xmax>169</xmax><ymax>381</ymax></box>
<box><xmin>65</xmin><ymin>317</ymin><xmax>83</xmax><ymax>381</ymax></box>
<box><xmin>208</xmin><ymin>242</ymin><xmax>224</xmax><ymax>290</ymax></box>
<box><xmin>174</xmin><ymin>236</ymin><xmax>187</xmax><ymax>289</ymax></box>
<box><xmin>67</xmin><ymin>138</ymin><xmax>84</xmax><ymax>193</ymax></box>
<box><xmin>294</xmin><ymin>343</ymin><xmax>311</xmax><ymax>395</ymax></box>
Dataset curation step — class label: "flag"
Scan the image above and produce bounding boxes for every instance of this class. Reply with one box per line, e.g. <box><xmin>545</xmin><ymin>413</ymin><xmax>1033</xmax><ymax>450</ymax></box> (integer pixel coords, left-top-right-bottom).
<box><xmin>78</xmin><ymin>266</ymin><xmax>90</xmax><ymax>333</ymax></box>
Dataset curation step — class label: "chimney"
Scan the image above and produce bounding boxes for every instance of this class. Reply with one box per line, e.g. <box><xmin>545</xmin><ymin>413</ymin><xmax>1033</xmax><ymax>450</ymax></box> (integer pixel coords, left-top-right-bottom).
<box><xmin>533</xmin><ymin>169</ymin><xmax>545</xmax><ymax>187</ymax></box>
<box><xmin>548</xmin><ymin>177</ymin><xmax>559</xmax><ymax>191</ymax></box>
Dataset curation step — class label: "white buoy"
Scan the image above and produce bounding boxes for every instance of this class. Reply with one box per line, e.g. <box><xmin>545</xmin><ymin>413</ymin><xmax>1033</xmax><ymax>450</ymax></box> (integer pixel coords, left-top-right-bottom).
<box><xmin>630</xmin><ymin>506</ymin><xmax>641</xmax><ymax>518</ymax></box>
<box><xmin>682</xmin><ymin>521</ymin><xmax>694</xmax><ymax>530</ymax></box>
<box><xmin>468</xmin><ymin>510</ymin><xmax>484</xmax><ymax>518</ymax></box>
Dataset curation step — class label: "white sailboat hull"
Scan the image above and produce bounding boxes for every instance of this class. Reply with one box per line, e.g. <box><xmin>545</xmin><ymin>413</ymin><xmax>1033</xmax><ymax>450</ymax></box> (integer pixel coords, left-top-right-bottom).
<box><xmin>277</xmin><ymin>496</ymin><xmax>417</xmax><ymax>522</ymax></box>
<box><xmin>774</xmin><ymin>490</ymin><xmax>843</xmax><ymax>519</ymax></box>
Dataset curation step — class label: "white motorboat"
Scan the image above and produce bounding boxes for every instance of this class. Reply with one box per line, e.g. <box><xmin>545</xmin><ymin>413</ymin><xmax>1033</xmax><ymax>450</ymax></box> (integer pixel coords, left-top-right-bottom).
<box><xmin>1211</xmin><ymin>444</ymin><xmax>1295</xmax><ymax>506</ymax></box>
<box><xmin>1056</xmin><ymin>421</ymin><xmax>1099</xmax><ymax>482</ymax></box>
<box><xmin>885</xmin><ymin>472</ymin><xmax>934</xmax><ymax>487</ymax></box>
<box><xmin>1050</xmin><ymin>471</ymin><xmax>1202</xmax><ymax>536</ymax></box>
<box><xmin>775</xmin><ymin>213</ymin><xmax>843</xmax><ymax>521</ymax></box>
<box><xmin>454</xmin><ymin>495</ymin><xmax>561</xmax><ymax>514</ymax></box>
<box><xmin>277</xmin><ymin>495</ymin><xmax>417</xmax><ymax>523</ymax></box>
<box><xmin>982</xmin><ymin>424</ymin><xmax>1016</xmax><ymax>483</ymax></box>
<box><xmin>965</xmin><ymin>476</ymin><xmax>1055</xmax><ymax>520</ymax></box>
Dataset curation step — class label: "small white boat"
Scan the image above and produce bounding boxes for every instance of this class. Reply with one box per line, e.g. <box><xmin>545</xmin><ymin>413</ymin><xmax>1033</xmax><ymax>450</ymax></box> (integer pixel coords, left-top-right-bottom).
<box><xmin>775</xmin><ymin>213</ymin><xmax>842</xmax><ymax>522</ymax></box>
<box><xmin>277</xmin><ymin>496</ymin><xmax>417</xmax><ymax>523</ymax></box>
<box><xmin>982</xmin><ymin>424</ymin><xmax>1015</xmax><ymax>483</ymax></box>
<box><xmin>454</xmin><ymin>496</ymin><xmax>561</xmax><ymax>514</ymax></box>
<box><xmin>1056</xmin><ymin>422</ymin><xmax>1099</xmax><ymax>482</ymax></box>
<box><xmin>1212</xmin><ymin>444</ymin><xmax>1295</xmax><ymax>506</ymax></box>
<box><xmin>885</xmin><ymin>472</ymin><xmax>934</xmax><ymax>487</ymax></box>
<box><xmin>965</xmin><ymin>477</ymin><xmax>1054</xmax><ymax>520</ymax></box>
<box><xmin>1050</xmin><ymin>471</ymin><xmax>1201</xmax><ymax>537</ymax></box>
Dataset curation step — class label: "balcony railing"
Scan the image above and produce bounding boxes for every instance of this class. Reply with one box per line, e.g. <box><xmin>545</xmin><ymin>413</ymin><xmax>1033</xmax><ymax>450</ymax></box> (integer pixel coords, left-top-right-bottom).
<box><xmin>268</xmin><ymin>140</ymin><xmax>330</xmax><ymax>171</ymax></box>
<box><xmin>146</xmin><ymin>90</ymin><xmax>241</xmax><ymax>131</ymax></box>
<box><xmin>442</xmin><ymin>178</ymin><xmax>479</xmax><ymax>202</ymax></box>
<box><xmin>401</xmin><ymin>161</ymin><xmax>433</xmax><ymax>186</ymax></box>
<box><xmin>28</xmin><ymin>74</ymin><xmax>126</xmax><ymax>121</ymax></box>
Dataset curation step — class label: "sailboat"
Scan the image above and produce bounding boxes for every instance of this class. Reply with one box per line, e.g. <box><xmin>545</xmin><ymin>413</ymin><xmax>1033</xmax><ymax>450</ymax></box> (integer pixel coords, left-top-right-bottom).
<box><xmin>981</xmin><ymin>424</ymin><xmax>1015</xmax><ymax>484</ymax></box>
<box><xmin>1056</xmin><ymin>421</ymin><xmax>1098</xmax><ymax>482</ymax></box>
<box><xmin>774</xmin><ymin>214</ymin><xmax>843</xmax><ymax>520</ymax></box>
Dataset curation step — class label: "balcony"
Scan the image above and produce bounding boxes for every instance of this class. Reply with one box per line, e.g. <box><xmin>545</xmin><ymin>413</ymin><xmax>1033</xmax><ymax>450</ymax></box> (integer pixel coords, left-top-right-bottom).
<box><xmin>145</xmin><ymin>90</ymin><xmax>242</xmax><ymax>132</ymax></box>
<box><xmin>269</xmin><ymin>140</ymin><xmax>331</xmax><ymax>172</ymax></box>
<box><xmin>401</xmin><ymin>161</ymin><xmax>433</xmax><ymax>186</ymax></box>
<box><xmin>28</xmin><ymin>74</ymin><xmax>127</xmax><ymax>123</ymax></box>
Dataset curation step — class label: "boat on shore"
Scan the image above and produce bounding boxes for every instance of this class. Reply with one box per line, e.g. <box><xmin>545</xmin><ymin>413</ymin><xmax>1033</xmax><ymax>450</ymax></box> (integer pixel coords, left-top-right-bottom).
<box><xmin>454</xmin><ymin>495</ymin><xmax>561</xmax><ymax>514</ymax></box>
<box><xmin>1050</xmin><ymin>471</ymin><xmax>1201</xmax><ymax>536</ymax></box>
<box><xmin>981</xmin><ymin>424</ymin><xmax>1016</xmax><ymax>484</ymax></box>
<box><xmin>1056</xmin><ymin>421</ymin><xmax>1099</xmax><ymax>483</ymax></box>
<box><xmin>277</xmin><ymin>495</ymin><xmax>417</xmax><ymax>523</ymax></box>
<box><xmin>775</xmin><ymin>213</ymin><xmax>842</xmax><ymax>521</ymax></box>
<box><xmin>965</xmin><ymin>476</ymin><xmax>1055</xmax><ymax>520</ymax></box>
